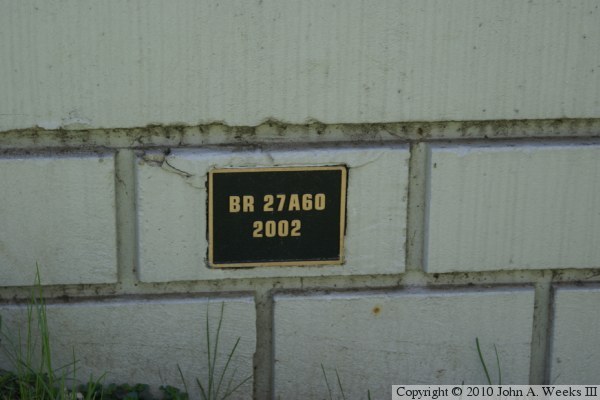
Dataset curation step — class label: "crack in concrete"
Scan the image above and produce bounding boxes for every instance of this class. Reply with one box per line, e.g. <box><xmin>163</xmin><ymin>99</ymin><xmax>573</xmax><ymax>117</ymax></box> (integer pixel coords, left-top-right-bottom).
<box><xmin>163</xmin><ymin>158</ymin><xmax>192</xmax><ymax>178</ymax></box>
<box><xmin>349</xmin><ymin>153</ymin><xmax>384</xmax><ymax>169</ymax></box>
<box><xmin>140</xmin><ymin>151</ymin><xmax>205</xmax><ymax>190</ymax></box>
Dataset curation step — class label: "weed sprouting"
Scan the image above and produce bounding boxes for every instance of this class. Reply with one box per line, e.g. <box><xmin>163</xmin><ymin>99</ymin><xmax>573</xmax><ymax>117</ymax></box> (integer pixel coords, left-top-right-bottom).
<box><xmin>0</xmin><ymin>268</ymin><xmax>104</xmax><ymax>400</ymax></box>
<box><xmin>475</xmin><ymin>337</ymin><xmax>502</xmax><ymax>385</ymax></box>
<box><xmin>0</xmin><ymin>272</ymin><xmax>251</xmax><ymax>400</ymax></box>
<box><xmin>179</xmin><ymin>302</ymin><xmax>250</xmax><ymax>400</ymax></box>
<box><xmin>321</xmin><ymin>364</ymin><xmax>371</xmax><ymax>400</ymax></box>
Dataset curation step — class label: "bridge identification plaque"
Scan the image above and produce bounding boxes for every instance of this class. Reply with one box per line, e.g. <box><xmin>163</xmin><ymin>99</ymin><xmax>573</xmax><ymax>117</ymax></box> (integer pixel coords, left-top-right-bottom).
<box><xmin>208</xmin><ymin>166</ymin><xmax>347</xmax><ymax>267</ymax></box>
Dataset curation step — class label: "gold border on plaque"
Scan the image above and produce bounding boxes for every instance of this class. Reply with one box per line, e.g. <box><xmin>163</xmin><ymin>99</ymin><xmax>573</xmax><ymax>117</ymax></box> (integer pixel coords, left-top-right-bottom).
<box><xmin>208</xmin><ymin>165</ymin><xmax>347</xmax><ymax>268</ymax></box>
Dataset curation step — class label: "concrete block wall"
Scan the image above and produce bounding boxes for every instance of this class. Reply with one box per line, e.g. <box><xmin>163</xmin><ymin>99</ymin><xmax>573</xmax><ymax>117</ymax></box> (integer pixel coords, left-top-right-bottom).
<box><xmin>1</xmin><ymin>132</ymin><xmax>600</xmax><ymax>399</ymax></box>
<box><xmin>1</xmin><ymin>1</ymin><xmax>600</xmax><ymax>399</ymax></box>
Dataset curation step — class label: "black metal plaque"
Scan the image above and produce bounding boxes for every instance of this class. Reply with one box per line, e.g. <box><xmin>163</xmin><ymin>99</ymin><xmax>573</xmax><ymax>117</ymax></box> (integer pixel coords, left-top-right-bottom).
<box><xmin>208</xmin><ymin>166</ymin><xmax>347</xmax><ymax>267</ymax></box>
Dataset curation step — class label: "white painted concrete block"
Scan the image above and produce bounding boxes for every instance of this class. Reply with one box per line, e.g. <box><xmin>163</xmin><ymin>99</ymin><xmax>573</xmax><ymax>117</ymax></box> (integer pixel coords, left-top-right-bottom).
<box><xmin>0</xmin><ymin>155</ymin><xmax>117</xmax><ymax>286</ymax></box>
<box><xmin>1</xmin><ymin>1</ymin><xmax>599</xmax><ymax>130</ymax></box>
<box><xmin>274</xmin><ymin>289</ymin><xmax>534</xmax><ymax>399</ymax></box>
<box><xmin>425</xmin><ymin>144</ymin><xmax>600</xmax><ymax>273</ymax></box>
<box><xmin>136</xmin><ymin>146</ymin><xmax>409</xmax><ymax>282</ymax></box>
<box><xmin>550</xmin><ymin>287</ymin><xmax>600</xmax><ymax>384</ymax></box>
<box><xmin>0</xmin><ymin>297</ymin><xmax>255</xmax><ymax>399</ymax></box>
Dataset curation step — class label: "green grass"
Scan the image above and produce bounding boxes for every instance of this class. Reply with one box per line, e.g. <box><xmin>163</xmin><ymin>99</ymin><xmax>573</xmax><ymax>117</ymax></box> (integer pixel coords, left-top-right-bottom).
<box><xmin>475</xmin><ymin>337</ymin><xmax>502</xmax><ymax>385</ymax></box>
<box><xmin>0</xmin><ymin>271</ymin><xmax>247</xmax><ymax>400</ymax></box>
<box><xmin>320</xmin><ymin>364</ymin><xmax>371</xmax><ymax>400</ymax></box>
<box><xmin>0</xmin><ymin>270</ymin><xmax>104</xmax><ymax>400</ymax></box>
<box><xmin>180</xmin><ymin>302</ymin><xmax>251</xmax><ymax>400</ymax></box>
<box><xmin>317</xmin><ymin>338</ymin><xmax>502</xmax><ymax>399</ymax></box>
